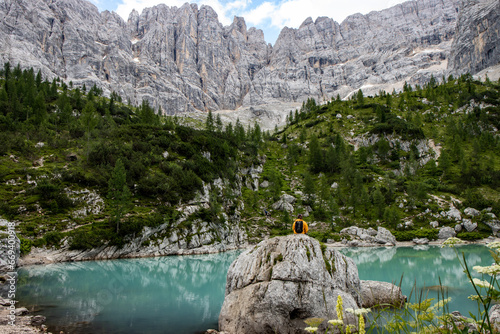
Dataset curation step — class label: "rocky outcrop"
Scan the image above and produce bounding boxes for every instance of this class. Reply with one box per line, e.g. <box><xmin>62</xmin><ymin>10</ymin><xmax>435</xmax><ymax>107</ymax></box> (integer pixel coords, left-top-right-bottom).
<box><xmin>0</xmin><ymin>298</ymin><xmax>44</xmax><ymax>333</ymax></box>
<box><xmin>449</xmin><ymin>0</ymin><xmax>500</xmax><ymax>74</ymax></box>
<box><xmin>219</xmin><ymin>235</ymin><xmax>361</xmax><ymax>334</ymax></box>
<box><xmin>438</xmin><ymin>226</ymin><xmax>457</xmax><ymax>239</ymax></box>
<box><xmin>340</xmin><ymin>226</ymin><xmax>397</xmax><ymax>246</ymax></box>
<box><xmin>272</xmin><ymin>194</ymin><xmax>296</xmax><ymax>212</ymax></box>
<box><xmin>360</xmin><ymin>280</ymin><xmax>405</xmax><ymax>308</ymax></box>
<box><xmin>490</xmin><ymin>304</ymin><xmax>500</xmax><ymax>333</ymax></box>
<box><xmin>20</xmin><ymin>218</ymin><xmax>247</xmax><ymax>265</ymax></box>
<box><xmin>0</xmin><ymin>0</ymin><xmax>270</xmax><ymax>115</ymax></box>
<box><xmin>255</xmin><ymin>0</ymin><xmax>460</xmax><ymax>103</ymax></box>
<box><xmin>0</xmin><ymin>219</ymin><xmax>20</xmax><ymax>299</ymax></box>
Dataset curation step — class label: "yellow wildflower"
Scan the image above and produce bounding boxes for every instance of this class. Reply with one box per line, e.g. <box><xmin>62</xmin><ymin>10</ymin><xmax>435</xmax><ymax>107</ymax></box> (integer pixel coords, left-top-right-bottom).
<box><xmin>468</xmin><ymin>294</ymin><xmax>481</xmax><ymax>301</ymax></box>
<box><xmin>359</xmin><ymin>313</ymin><xmax>366</xmax><ymax>334</ymax></box>
<box><xmin>429</xmin><ymin>297</ymin><xmax>452</xmax><ymax>312</ymax></box>
<box><xmin>328</xmin><ymin>319</ymin><xmax>343</xmax><ymax>326</ymax></box>
<box><xmin>304</xmin><ymin>318</ymin><xmax>324</xmax><ymax>327</ymax></box>
<box><xmin>304</xmin><ymin>326</ymin><xmax>318</xmax><ymax>333</ymax></box>
<box><xmin>336</xmin><ymin>295</ymin><xmax>344</xmax><ymax>322</ymax></box>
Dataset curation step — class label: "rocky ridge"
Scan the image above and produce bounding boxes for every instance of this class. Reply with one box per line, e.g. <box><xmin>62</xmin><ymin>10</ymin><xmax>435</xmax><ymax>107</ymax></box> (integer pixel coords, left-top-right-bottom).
<box><xmin>1</xmin><ymin>0</ymin><xmax>499</xmax><ymax>123</ymax></box>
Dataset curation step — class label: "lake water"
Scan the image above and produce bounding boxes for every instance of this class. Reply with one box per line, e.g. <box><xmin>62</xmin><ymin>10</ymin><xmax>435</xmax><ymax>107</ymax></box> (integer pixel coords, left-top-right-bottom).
<box><xmin>338</xmin><ymin>244</ymin><xmax>491</xmax><ymax>316</ymax></box>
<box><xmin>16</xmin><ymin>251</ymin><xmax>241</xmax><ymax>334</ymax></box>
<box><xmin>16</xmin><ymin>245</ymin><xmax>491</xmax><ymax>333</ymax></box>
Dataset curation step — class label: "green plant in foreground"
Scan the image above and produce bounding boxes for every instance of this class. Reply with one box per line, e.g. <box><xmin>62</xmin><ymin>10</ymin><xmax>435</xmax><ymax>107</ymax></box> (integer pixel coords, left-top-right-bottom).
<box><xmin>380</xmin><ymin>237</ymin><xmax>499</xmax><ymax>334</ymax></box>
<box><xmin>305</xmin><ymin>238</ymin><xmax>500</xmax><ymax>333</ymax></box>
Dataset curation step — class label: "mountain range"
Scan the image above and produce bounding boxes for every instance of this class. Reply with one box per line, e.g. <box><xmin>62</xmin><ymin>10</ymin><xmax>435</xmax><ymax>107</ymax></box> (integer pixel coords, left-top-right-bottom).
<box><xmin>0</xmin><ymin>0</ymin><xmax>499</xmax><ymax>116</ymax></box>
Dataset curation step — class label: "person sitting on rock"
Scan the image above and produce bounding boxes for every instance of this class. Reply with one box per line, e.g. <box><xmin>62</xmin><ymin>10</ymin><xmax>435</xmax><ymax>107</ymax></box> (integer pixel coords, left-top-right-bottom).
<box><xmin>292</xmin><ymin>214</ymin><xmax>308</xmax><ymax>234</ymax></box>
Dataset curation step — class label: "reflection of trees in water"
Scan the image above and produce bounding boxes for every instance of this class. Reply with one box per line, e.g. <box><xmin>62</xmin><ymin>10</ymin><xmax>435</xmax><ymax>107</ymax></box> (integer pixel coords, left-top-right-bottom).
<box><xmin>339</xmin><ymin>245</ymin><xmax>490</xmax><ymax>290</ymax></box>
<box><xmin>16</xmin><ymin>251</ymin><xmax>241</xmax><ymax>333</ymax></box>
<box><xmin>337</xmin><ymin>245</ymin><xmax>493</xmax><ymax>317</ymax></box>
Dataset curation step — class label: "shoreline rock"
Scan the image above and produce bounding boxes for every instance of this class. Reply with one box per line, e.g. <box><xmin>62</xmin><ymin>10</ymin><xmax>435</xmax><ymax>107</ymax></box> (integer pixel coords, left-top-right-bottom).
<box><xmin>219</xmin><ymin>235</ymin><xmax>405</xmax><ymax>334</ymax></box>
<box><xmin>360</xmin><ymin>280</ymin><xmax>405</xmax><ymax>308</ymax></box>
<box><xmin>219</xmin><ymin>235</ymin><xmax>361</xmax><ymax>334</ymax></box>
<box><xmin>19</xmin><ymin>242</ymin><xmax>246</xmax><ymax>267</ymax></box>
<box><xmin>0</xmin><ymin>298</ymin><xmax>44</xmax><ymax>334</ymax></box>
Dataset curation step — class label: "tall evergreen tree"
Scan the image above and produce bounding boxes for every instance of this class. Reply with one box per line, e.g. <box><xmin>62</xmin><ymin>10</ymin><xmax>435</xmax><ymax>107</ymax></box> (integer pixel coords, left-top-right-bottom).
<box><xmin>108</xmin><ymin>158</ymin><xmax>132</xmax><ymax>233</ymax></box>
<box><xmin>309</xmin><ymin>135</ymin><xmax>323</xmax><ymax>173</ymax></box>
<box><xmin>205</xmin><ymin>110</ymin><xmax>215</xmax><ymax>132</ymax></box>
<box><xmin>216</xmin><ymin>113</ymin><xmax>223</xmax><ymax>133</ymax></box>
<box><xmin>32</xmin><ymin>91</ymin><xmax>47</xmax><ymax>125</ymax></box>
<box><xmin>81</xmin><ymin>101</ymin><xmax>99</xmax><ymax>159</ymax></box>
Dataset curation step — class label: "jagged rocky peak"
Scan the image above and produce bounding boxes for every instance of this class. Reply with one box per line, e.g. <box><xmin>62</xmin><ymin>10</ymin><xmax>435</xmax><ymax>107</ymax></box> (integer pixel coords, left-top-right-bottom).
<box><xmin>0</xmin><ymin>0</ymin><xmax>499</xmax><ymax>118</ymax></box>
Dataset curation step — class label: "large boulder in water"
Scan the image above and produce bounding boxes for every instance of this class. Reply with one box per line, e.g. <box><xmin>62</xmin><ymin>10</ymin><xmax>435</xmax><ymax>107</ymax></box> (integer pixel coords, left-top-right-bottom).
<box><xmin>219</xmin><ymin>234</ymin><xmax>361</xmax><ymax>334</ymax></box>
<box><xmin>359</xmin><ymin>280</ymin><xmax>405</xmax><ymax>308</ymax></box>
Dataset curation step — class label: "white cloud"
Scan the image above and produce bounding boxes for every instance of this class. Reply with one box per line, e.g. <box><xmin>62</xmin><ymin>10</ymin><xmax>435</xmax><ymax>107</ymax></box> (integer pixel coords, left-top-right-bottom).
<box><xmin>246</xmin><ymin>0</ymin><xmax>409</xmax><ymax>30</ymax></box>
<box><xmin>244</xmin><ymin>2</ymin><xmax>276</xmax><ymax>26</ymax></box>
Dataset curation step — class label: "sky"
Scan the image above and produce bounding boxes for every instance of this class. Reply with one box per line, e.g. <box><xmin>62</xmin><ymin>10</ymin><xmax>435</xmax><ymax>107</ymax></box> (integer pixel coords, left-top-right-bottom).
<box><xmin>90</xmin><ymin>0</ymin><xmax>409</xmax><ymax>45</ymax></box>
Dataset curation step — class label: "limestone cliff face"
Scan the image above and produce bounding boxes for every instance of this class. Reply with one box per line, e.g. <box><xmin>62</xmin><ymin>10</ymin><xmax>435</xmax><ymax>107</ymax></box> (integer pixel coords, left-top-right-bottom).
<box><xmin>0</xmin><ymin>0</ymin><xmax>497</xmax><ymax>115</ymax></box>
<box><xmin>449</xmin><ymin>0</ymin><xmax>500</xmax><ymax>75</ymax></box>
<box><xmin>0</xmin><ymin>0</ymin><xmax>270</xmax><ymax>114</ymax></box>
<box><xmin>253</xmin><ymin>0</ymin><xmax>461</xmax><ymax>104</ymax></box>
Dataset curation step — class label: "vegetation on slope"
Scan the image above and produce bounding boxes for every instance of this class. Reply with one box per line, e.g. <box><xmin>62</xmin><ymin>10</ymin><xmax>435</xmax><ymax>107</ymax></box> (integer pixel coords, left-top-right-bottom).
<box><xmin>242</xmin><ymin>75</ymin><xmax>500</xmax><ymax>242</ymax></box>
<box><xmin>0</xmin><ymin>63</ymin><xmax>263</xmax><ymax>252</ymax></box>
<box><xmin>0</xmin><ymin>61</ymin><xmax>499</xmax><ymax>253</ymax></box>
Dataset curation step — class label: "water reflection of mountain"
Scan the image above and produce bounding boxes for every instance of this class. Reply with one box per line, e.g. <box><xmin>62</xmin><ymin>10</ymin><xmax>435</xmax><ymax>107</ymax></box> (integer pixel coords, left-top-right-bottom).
<box><xmin>17</xmin><ymin>251</ymin><xmax>241</xmax><ymax>334</ymax></box>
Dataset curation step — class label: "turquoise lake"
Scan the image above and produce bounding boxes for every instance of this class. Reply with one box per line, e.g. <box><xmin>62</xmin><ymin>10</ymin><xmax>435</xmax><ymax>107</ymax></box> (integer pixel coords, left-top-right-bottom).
<box><xmin>16</xmin><ymin>245</ymin><xmax>491</xmax><ymax>333</ymax></box>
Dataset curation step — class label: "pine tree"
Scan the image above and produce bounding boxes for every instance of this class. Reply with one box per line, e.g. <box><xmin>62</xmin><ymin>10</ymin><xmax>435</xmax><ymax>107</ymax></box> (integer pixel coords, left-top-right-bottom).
<box><xmin>303</xmin><ymin>172</ymin><xmax>315</xmax><ymax>206</ymax></box>
<box><xmin>235</xmin><ymin>118</ymin><xmax>245</xmax><ymax>146</ymax></box>
<box><xmin>216</xmin><ymin>113</ymin><xmax>223</xmax><ymax>133</ymax></box>
<box><xmin>356</xmin><ymin>89</ymin><xmax>364</xmax><ymax>106</ymax></box>
<box><xmin>32</xmin><ymin>91</ymin><xmax>47</xmax><ymax>125</ymax></box>
<box><xmin>139</xmin><ymin>100</ymin><xmax>157</xmax><ymax>125</ymax></box>
<box><xmin>81</xmin><ymin>101</ymin><xmax>99</xmax><ymax>159</ymax></box>
<box><xmin>299</xmin><ymin>126</ymin><xmax>307</xmax><ymax>143</ymax></box>
<box><xmin>269</xmin><ymin>169</ymin><xmax>283</xmax><ymax>201</ymax></box>
<box><xmin>205</xmin><ymin>110</ymin><xmax>214</xmax><ymax>132</ymax></box>
<box><xmin>225</xmin><ymin>122</ymin><xmax>234</xmax><ymax>138</ymax></box>
<box><xmin>372</xmin><ymin>188</ymin><xmax>385</xmax><ymax>219</ymax></box>
<box><xmin>309</xmin><ymin>135</ymin><xmax>323</xmax><ymax>173</ymax></box>
<box><xmin>108</xmin><ymin>158</ymin><xmax>132</xmax><ymax>233</ymax></box>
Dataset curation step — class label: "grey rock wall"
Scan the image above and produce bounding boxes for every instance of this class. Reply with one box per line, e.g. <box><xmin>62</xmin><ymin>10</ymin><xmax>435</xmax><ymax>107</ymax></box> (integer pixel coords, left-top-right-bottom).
<box><xmin>0</xmin><ymin>0</ymin><xmax>498</xmax><ymax>116</ymax></box>
<box><xmin>449</xmin><ymin>0</ymin><xmax>500</xmax><ymax>74</ymax></box>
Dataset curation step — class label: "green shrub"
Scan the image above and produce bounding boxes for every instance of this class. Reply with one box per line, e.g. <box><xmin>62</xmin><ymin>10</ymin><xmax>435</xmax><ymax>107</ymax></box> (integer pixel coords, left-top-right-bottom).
<box><xmin>270</xmin><ymin>227</ymin><xmax>289</xmax><ymax>237</ymax></box>
<box><xmin>393</xmin><ymin>228</ymin><xmax>438</xmax><ymax>241</ymax></box>
<box><xmin>19</xmin><ymin>238</ymin><xmax>32</xmax><ymax>255</ymax></box>
<box><xmin>44</xmin><ymin>231</ymin><xmax>63</xmax><ymax>247</ymax></box>
<box><xmin>69</xmin><ymin>229</ymin><xmax>108</xmax><ymax>250</ymax></box>
<box><xmin>308</xmin><ymin>231</ymin><xmax>340</xmax><ymax>243</ymax></box>
<box><xmin>32</xmin><ymin>238</ymin><xmax>46</xmax><ymax>248</ymax></box>
<box><xmin>456</xmin><ymin>231</ymin><xmax>489</xmax><ymax>240</ymax></box>
<box><xmin>35</xmin><ymin>179</ymin><xmax>74</xmax><ymax>213</ymax></box>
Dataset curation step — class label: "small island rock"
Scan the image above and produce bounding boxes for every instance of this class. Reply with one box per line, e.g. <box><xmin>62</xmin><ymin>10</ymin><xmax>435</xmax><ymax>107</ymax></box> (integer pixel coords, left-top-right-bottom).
<box><xmin>219</xmin><ymin>235</ymin><xmax>360</xmax><ymax>334</ymax></box>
